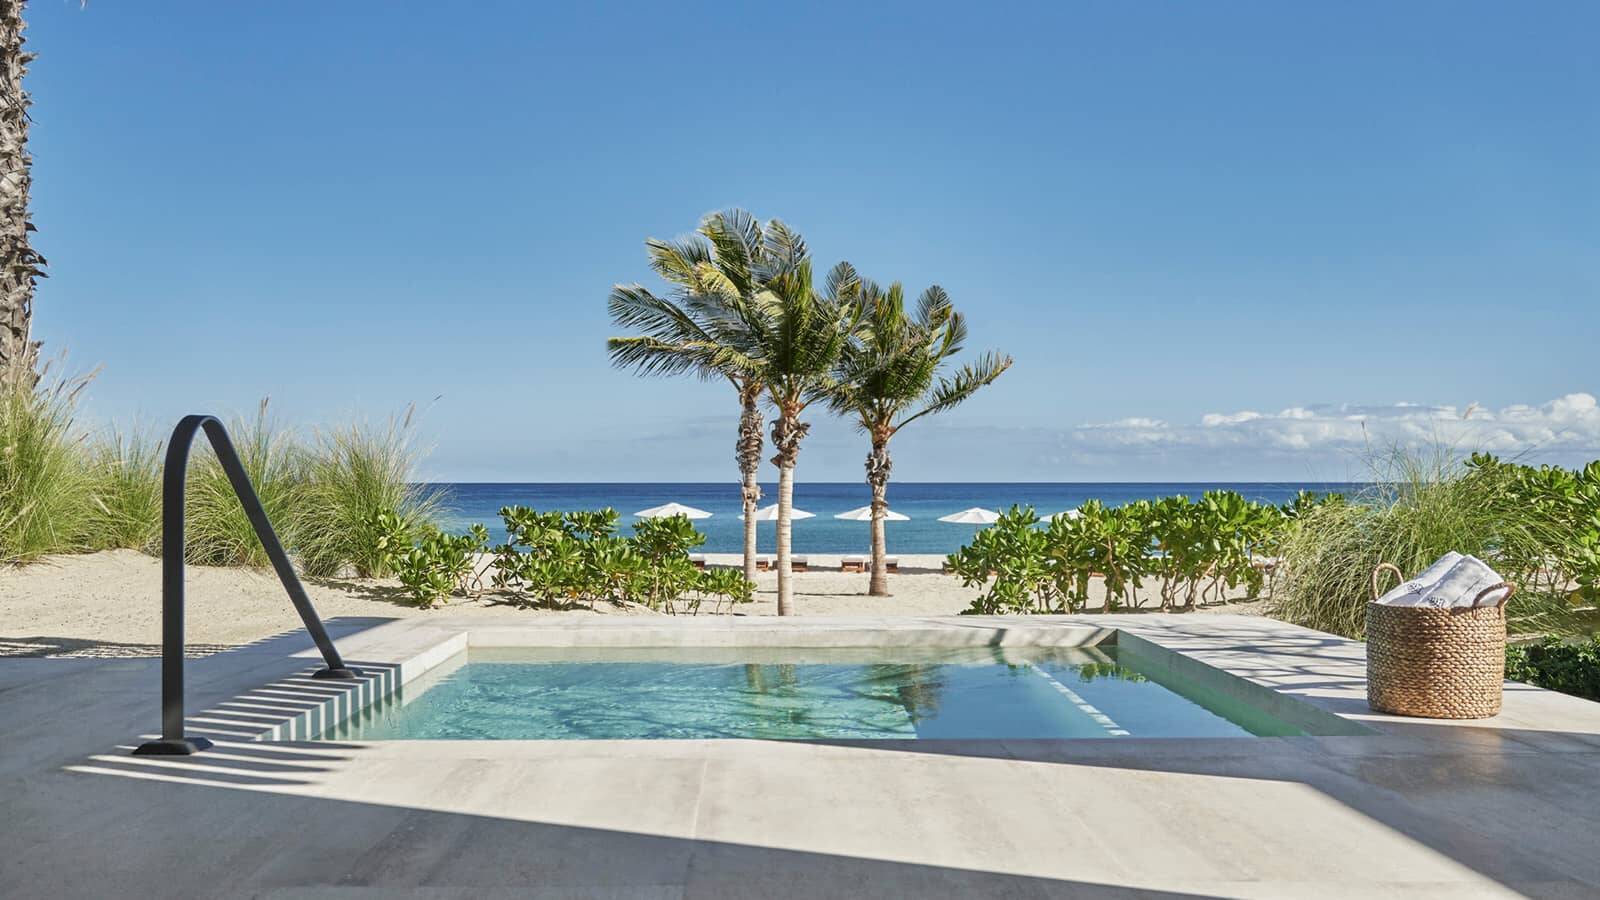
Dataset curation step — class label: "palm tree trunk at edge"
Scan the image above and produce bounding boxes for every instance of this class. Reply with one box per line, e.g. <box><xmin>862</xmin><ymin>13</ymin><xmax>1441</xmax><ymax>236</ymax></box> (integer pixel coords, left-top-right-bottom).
<box><xmin>776</xmin><ymin>463</ymin><xmax>795</xmax><ymax>615</ymax></box>
<box><xmin>741</xmin><ymin>470</ymin><xmax>760</xmax><ymax>583</ymax></box>
<box><xmin>866</xmin><ymin>437</ymin><xmax>892</xmax><ymax>597</ymax></box>
<box><xmin>869</xmin><ymin>480</ymin><xmax>889</xmax><ymax>596</ymax></box>
<box><xmin>735</xmin><ymin>385</ymin><xmax>763</xmax><ymax>583</ymax></box>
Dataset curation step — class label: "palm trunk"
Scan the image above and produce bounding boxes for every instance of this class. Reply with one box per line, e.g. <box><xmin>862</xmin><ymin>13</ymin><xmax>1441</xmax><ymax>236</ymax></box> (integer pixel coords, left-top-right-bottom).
<box><xmin>770</xmin><ymin>410</ymin><xmax>808</xmax><ymax>616</ymax></box>
<box><xmin>735</xmin><ymin>383</ymin><xmax>763</xmax><ymax>583</ymax></box>
<box><xmin>776</xmin><ymin>460</ymin><xmax>795</xmax><ymax>615</ymax></box>
<box><xmin>0</xmin><ymin>0</ymin><xmax>42</xmax><ymax>388</ymax></box>
<box><xmin>866</xmin><ymin>435</ymin><xmax>892</xmax><ymax>597</ymax></box>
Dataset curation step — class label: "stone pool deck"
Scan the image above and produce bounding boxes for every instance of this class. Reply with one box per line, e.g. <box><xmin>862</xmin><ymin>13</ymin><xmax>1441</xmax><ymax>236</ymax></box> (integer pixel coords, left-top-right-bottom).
<box><xmin>2</xmin><ymin>614</ymin><xmax>1598</xmax><ymax>898</ymax></box>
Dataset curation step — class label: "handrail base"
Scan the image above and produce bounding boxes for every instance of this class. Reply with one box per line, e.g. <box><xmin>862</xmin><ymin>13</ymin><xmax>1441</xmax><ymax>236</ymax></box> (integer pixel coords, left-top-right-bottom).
<box><xmin>312</xmin><ymin>666</ymin><xmax>361</xmax><ymax>680</ymax></box>
<box><xmin>133</xmin><ymin>737</ymin><xmax>214</xmax><ymax>756</ymax></box>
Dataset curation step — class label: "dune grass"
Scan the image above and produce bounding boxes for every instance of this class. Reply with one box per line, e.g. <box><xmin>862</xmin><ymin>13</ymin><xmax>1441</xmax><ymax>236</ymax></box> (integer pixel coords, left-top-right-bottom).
<box><xmin>295</xmin><ymin>406</ymin><xmax>442</xmax><ymax>578</ymax></box>
<box><xmin>180</xmin><ymin>399</ymin><xmax>309</xmax><ymax>568</ymax></box>
<box><xmin>3</xmin><ymin>367</ymin><xmax>441</xmax><ymax>574</ymax></box>
<box><xmin>1272</xmin><ymin>446</ymin><xmax>1581</xmax><ymax>639</ymax></box>
<box><xmin>85</xmin><ymin>427</ymin><xmax>164</xmax><ymax>553</ymax></box>
<box><xmin>0</xmin><ymin>369</ymin><xmax>96</xmax><ymax>564</ymax></box>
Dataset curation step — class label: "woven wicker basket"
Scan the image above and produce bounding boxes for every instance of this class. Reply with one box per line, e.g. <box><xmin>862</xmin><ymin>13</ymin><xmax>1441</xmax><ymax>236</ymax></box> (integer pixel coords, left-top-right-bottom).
<box><xmin>1365</xmin><ymin>562</ymin><xmax>1514</xmax><ymax>719</ymax></box>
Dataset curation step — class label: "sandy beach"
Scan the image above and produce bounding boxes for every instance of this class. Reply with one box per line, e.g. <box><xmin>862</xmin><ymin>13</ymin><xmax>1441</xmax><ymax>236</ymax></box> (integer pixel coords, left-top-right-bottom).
<box><xmin>0</xmin><ymin>549</ymin><xmax>1268</xmax><ymax>658</ymax></box>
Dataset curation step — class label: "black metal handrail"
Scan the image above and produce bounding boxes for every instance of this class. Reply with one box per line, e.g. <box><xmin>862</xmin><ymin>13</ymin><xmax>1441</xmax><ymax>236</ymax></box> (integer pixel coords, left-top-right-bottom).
<box><xmin>134</xmin><ymin>415</ymin><xmax>357</xmax><ymax>756</ymax></box>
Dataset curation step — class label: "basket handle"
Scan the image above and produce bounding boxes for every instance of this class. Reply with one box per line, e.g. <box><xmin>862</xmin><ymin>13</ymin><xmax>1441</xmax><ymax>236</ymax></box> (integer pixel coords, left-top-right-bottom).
<box><xmin>1474</xmin><ymin>582</ymin><xmax>1516</xmax><ymax>608</ymax></box>
<box><xmin>1370</xmin><ymin>562</ymin><xmax>1404</xmax><ymax>601</ymax></box>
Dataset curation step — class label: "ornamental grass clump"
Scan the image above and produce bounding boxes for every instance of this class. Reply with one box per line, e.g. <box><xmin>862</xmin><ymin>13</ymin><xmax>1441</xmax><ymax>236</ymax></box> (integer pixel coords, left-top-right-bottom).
<box><xmin>0</xmin><ymin>368</ymin><xmax>95</xmax><ymax>563</ymax></box>
<box><xmin>85</xmin><ymin>427</ymin><xmax>163</xmax><ymax>553</ymax></box>
<box><xmin>295</xmin><ymin>407</ymin><xmax>442</xmax><ymax>578</ymax></box>
<box><xmin>1272</xmin><ymin>446</ymin><xmax>1588</xmax><ymax>640</ymax></box>
<box><xmin>181</xmin><ymin>399</ymin><xmax>308</xmax><ymax>568</ymax></box>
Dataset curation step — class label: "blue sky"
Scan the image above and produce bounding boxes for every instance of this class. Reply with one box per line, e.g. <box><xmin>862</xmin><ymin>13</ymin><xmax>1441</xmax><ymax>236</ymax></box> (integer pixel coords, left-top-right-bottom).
<box><xmin>27</xmin><ymin>1</ymin><xmax>1599</xmax><ymax>482</ymax></box>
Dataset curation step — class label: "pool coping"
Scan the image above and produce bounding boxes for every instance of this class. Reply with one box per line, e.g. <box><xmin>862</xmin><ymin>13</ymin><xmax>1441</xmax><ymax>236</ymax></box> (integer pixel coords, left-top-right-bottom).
<box><xmin>180</xmin><ymin>614</ymin><xmax>1600</xmax><ymax>746</ymax></box>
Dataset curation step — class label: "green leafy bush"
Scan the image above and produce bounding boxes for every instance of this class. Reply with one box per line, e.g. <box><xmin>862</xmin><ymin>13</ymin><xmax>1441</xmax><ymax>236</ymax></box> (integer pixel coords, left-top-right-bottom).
<box><xmin>948</xmin><ymin>493</ymin><xmax>1295</xmax><ymax>615</ymax></box>
<box><xmin>1466</xmin><ymin>454</ymin><xmax>1600</xmax><ymax>607</ymax></box>
<box><xmin>393</xmin><ymin>524</ymin><xmax>490</xmax><ymax>608</ymax></box>
<box><xmin>486</xmin><ymin>506</ymin><xmax>751</xmax><ymax>613</ymax></box>
<box><xmin>1506</xmin><ymin>638</ymin><xmax>1600</xmax><ymax>702</ymax></box>
<box><xmin>947</xmin><ymin>506</ymin><xmax>1065</xmax><ymax>614</ymax></box>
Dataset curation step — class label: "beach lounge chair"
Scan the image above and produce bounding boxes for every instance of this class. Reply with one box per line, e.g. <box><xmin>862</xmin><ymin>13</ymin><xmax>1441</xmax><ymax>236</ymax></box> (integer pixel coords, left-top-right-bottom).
<box><xmin>689</xmin><ymin>553</ymin><xmax>707</xmax><ymax>570</ymax></box>
<box><xmin>792</xmin><ymin>555</ymin><xmax>809</xmax><ymax>572</ymax></box>
<box><xmin>755</xmin><ymin>554</ymin><xmax>775</xmax><ymax>571</ymax></box>
<box><xmin>842</xmin><ymin>555</ymin><xmax>898</xmax><ymax>573</ymax></box>
<box><xmin>1251</xmin><ymin>555</ymin><xmax>1281</xmax><ymax>574</ymax></box>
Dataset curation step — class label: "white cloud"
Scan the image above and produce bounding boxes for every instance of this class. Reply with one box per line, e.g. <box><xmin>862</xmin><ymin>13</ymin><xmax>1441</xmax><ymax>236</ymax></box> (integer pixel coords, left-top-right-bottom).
<box><xmin>1070</xmin><ymin>393</ymin><xmax>1600</xmax><ymax>461</ymax></box>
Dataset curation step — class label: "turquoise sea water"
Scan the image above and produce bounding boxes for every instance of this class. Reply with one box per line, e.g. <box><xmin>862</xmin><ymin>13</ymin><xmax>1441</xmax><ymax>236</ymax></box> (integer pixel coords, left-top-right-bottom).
<box><xmin>320</xmin><ymin>646</ymin><xmax>1304</xmax><ymax>741</ymax></box>
<box><xmin>428</xmin><ymin>482</ymin><xmax>1358</xmax><ymax>555</ymax></box>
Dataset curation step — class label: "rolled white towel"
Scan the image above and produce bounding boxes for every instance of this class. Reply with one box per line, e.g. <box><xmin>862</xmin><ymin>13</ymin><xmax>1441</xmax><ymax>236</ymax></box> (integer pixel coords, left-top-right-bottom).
<box><xmin>1417</xmin><ymin>555</ymin><xmax>1511</xmax><ymax>609</ymax></box>
<box><xmin>1376</xmin><ymin>552</ymin><xmax>1464</xmax><ymax>607</ymax></box>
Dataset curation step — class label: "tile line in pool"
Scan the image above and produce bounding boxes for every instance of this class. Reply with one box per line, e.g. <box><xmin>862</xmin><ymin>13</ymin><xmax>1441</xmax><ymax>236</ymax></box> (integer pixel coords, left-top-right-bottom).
<box><xmin>1024</xmin><ymin>662</ymin><xmax>1130</xmax><ymax>737</ymax></box>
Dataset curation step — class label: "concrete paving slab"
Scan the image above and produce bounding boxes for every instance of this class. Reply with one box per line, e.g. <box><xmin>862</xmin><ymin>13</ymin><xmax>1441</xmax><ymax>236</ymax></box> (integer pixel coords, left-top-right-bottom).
<box><xmin>4</xmin><ymin>614</ymin><xmax>1599</xmax><ymax>897</ymax></box>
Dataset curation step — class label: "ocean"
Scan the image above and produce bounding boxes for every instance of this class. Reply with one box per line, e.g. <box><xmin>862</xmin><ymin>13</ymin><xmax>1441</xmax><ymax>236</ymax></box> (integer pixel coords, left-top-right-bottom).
<box><xmin>427</xmin><ymin>482</ymin><xmax>1359</xmax><ymax>555</ymax></box>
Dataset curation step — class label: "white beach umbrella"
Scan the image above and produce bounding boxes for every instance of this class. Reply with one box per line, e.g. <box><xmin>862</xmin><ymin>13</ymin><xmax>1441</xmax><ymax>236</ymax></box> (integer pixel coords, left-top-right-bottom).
<box><xmin>834</xmin><ymin>505</ymin><xmax>909</xmax><ymax>521</ymax></box>
<box><xmin>1047</xmin><ymin>509</ymin><xmax>1082</xmax><ymax>521</ymax></box>
<box><xmin>938</xmin><ymin>507</ymin><xmax>1000</xmax><ymax>525</ymax></box>
<box><xmin>633</xmin><ymin>502</ymin><xmax>712</xmax><ymax>520</ymax></box>
<box><xmin>739</xmin><ymin>503</ymin><xmax>815</xmax><ymax>521</ymax></box>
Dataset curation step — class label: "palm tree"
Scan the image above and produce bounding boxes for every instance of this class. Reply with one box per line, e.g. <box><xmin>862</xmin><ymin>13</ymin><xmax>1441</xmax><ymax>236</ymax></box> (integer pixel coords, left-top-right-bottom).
<box><xmin>0</xmin><ymin>0</ymin><xmax>44</xmax><ymax>388</ymax></box>
<box><xmin>828</xmin><ymin>281</ymin><xmax>1011</xmax><ymax>596</ymax></box>
<box><xmin>611</xmin><ymin>213</ymin><xmax>859</xmax><ymax>614</ymax></box>
<box><xmin>606</xmin><ymin>210</ymin><xmax>774</xmax><ymax>583</ymax></box>
<box><xmin>739</xmin><ymin>227</ymin><xmax>861</xmax><ymax>614</ymax></box>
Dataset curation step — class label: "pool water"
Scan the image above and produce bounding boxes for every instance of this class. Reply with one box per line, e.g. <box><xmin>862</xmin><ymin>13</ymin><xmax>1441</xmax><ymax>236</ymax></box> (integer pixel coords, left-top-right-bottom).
<box><xmin>320</xmin><ymin>646</ymin><xmax>1304</xmax><ymax>741</ymax></box>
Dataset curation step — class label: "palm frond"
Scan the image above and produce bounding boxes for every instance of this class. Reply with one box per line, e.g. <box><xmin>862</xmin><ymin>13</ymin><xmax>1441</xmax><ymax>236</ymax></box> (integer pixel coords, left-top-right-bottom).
<box><xmin>895</xmin><ymin>351</ymin><xmax>1013</xmax><ymax>433</ymax></box>
<box><xmin>824</xmin><ymin>261</ymin><xmax>861</xmax><ymax>304</ymax></box>
<box><xmin>701</xmin><ymin>209</ymin><xmax>762</xmax><ymax>296</ymax></box>
<box><xmin>645</xmin><ymin>237</ymin><xmax>712</xmax><ymax>287</ymax></box>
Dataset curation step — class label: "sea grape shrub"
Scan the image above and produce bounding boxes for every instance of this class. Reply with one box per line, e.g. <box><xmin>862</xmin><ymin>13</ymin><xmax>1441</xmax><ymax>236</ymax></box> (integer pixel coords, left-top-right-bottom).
<box><xmin>393</xmin><ymin>524</ymin><xmax>490</xmax><ymax>608</ymax></box>
<box><xmin>695</xmin><ymin>567</ymin><xmax>755</xmax><ymax>613</ymax></box>
<box><xmin>487</xmin><ymin>506</ymin><xmax>751</xmax><ymax>613</ymax></box>
<box><xmin>948</xmin><ymin>506</ymin><xmax>1065</xmax><ymax>614</ymax></box>
<box><xmin>1468</xmin><ymin>454</ymin><xmax>1600</xmax><ymax>607</ymax></box>
<box><xmin>360</xmin><ymin>509</ymin><xmax>413</xmax><ymax>578</ymax></box>
<box><xmin>630</xmin><ymin>515</ymin><xmax>704</xmax><ymax>612</ymax></box>
<box><xmin>1506</xmin><ymin>638</ymin><xmax>1600</xmax><ymax>701</ymax></box>
<box><xmin>951</xmin><ymin>494</ymin><xmax>1301</xmax><ymax>615</ymax></box>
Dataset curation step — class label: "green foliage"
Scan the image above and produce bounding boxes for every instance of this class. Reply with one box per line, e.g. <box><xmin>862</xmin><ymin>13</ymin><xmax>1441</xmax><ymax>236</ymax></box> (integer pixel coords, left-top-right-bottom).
<box><xmin>0</xmin><ymin>371</ymin><xmax>95</xmax><ymax>563</ymax></box>
<box><xmin>691</xmin><ymin>566</ymin><xmax>756</xmax><ymax>614</ymax></box>
<box><xmin>393</xmin><ymin>524</ymin><xmax>490</xmax><ymax>608</ymax></box>
<box><xmin>1506</xmin><ymin>638</ymin><xmax>1600</xmax><ymax>701</ymax></box>
<box><xmin>485</xmin><ymin>507</ymin><xmax>751</xmax><ymax>613</ymax></box>
<box><xmin>180</xmin><ymin>400</ymin><xmax>309</xmax><ymax>568</ymax></box>
<box><xmin>948</xmin><ymin>493</ymin><xmax>1297</xmax><ymax>615</ymax></box>
<box><xmin>630</xmin><ymin>514</ymin><xmax>705</xmax><ymax>610</ymax></box>
<box><xmin>948</xmin><ymin>506</ymin><xmax>1066</xmax><ymax>614</ymax></box>
<box><xmin>1273</xmin><ymin>447</ymin><xmax>1591</xmax><ymax>639</ymax></box>
<box><xmin>294</xmin><ymin>412</ymin><xmax>442</xmax><ymax>578</ymax></box>
<box><xmin>85</xmin><ymin>427</ymin><xmax>164</xmax><ymax>553</ymax></box>
<box><xmin>1466</xmin><ymin>453</ymin><xmax>1600</xmax><ymax>607</ymax></box>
